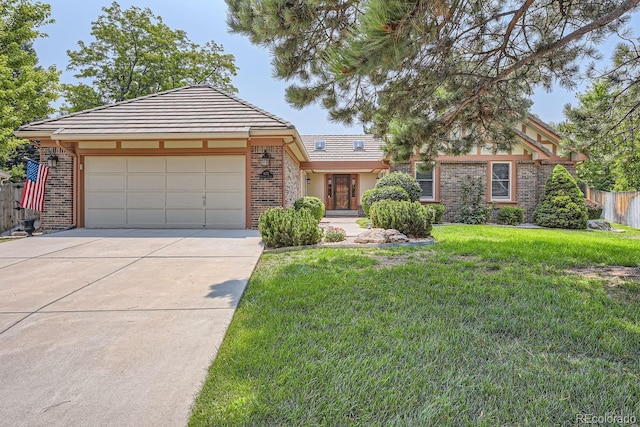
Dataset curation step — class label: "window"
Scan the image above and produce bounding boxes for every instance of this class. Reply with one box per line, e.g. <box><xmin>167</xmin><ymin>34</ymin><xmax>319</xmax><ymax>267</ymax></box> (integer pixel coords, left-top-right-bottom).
<box><xmin>353</xmin><ymin>140</ymin><xmax>365</xmax><ymax>151</ymax></box>
<box><xmin>314</xmin><ymin>140</ymin><xmax>326</xmax><ymax>151</ymax></box>
<box><xmin>415</xmin><ymin>164</ymin><xmax>435</xmax><ymax>200</ymax></box>
<box><xmin>491</xmin><ymin>162</ymin><xmax>511</xmax><ymax>200</ymax></box>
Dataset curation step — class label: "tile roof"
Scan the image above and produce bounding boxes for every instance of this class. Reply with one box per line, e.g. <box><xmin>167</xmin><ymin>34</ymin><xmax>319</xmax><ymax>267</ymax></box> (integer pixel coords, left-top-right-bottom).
<box><xmin>17</xmin><ymin>85</ymin><xmax>295</xmax><ymax>136</ymax></box>
<box><xmin>301</xmin><ymin>134</ymin><xmax>386</xmax><ymax>161</ymax></box>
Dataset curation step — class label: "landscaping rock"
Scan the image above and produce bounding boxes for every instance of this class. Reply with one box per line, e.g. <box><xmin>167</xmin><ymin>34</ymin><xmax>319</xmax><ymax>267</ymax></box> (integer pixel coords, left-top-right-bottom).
<box><xmin>354</xmin><ymin>228</ymin><xmax>409</xmax><ymax>244</ymax></box>
<box><xmin>587</xmin><ymin>219</ymin><xmax>625</xmax><ymax>232</ymax></box>
<box><xmin>385</xmin><ymin>229</ymin><xmax>410</xmax><ymax>243</ymax></box>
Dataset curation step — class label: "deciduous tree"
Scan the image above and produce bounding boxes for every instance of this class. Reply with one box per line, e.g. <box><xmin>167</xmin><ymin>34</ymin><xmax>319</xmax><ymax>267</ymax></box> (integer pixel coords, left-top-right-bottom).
<box><xmin>0</xmin><ymin>0</ymin><xmax>59</xmax><ymax>180</ymax></box>
<box><xmin>62</xmin><ymin>1</ymin><xmax>237</xmax><ymax>113</ymax></box>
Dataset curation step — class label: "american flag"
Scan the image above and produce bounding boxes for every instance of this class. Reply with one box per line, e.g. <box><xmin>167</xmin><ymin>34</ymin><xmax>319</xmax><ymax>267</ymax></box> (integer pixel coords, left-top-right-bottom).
<box><xmin>20</xmin><ymin>160</ymin><xmax>49</xmax><ymax>211</ymax></box>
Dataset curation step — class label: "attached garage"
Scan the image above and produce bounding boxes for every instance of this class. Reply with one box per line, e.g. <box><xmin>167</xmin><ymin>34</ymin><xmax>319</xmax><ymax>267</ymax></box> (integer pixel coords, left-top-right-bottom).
<box><xmin>84</xmin><ymin>156</ymin><xmax>246</xmax><ymax>228</ymax></box>
<box><xmin>15</xmin><ymin>85</ymin><xmax>310</xmax><ymax>230</ymax></box>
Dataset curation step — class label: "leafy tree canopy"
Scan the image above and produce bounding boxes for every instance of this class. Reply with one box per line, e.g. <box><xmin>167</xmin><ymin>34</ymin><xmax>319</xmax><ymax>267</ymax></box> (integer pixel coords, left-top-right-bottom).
<box><xmin>561</xmin><ymin>42</ymin><xmax>640</xmax><ymax>191</ymax></box>
<box><xmin>62</xmin><ymin>1</ymin><xmax>238</xmax><ymax>113</ymax></box>
<box><xmin>0</xmin><ymin>0</ymin><xmax>59</xmax><ymax>180</ymax></box>
<box><xmin>226</xmin><ymin>0</ymin><xmax>640</xmax><ymax>164</ymax></box>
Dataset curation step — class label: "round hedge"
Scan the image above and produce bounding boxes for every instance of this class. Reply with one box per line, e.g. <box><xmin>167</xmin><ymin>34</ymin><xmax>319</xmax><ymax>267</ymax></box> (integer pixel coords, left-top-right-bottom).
<box><xmin>375</xmin><ymin>172</ymin><xmax>422</xmax><ymax>202</ymax></box>
<box><xmin>362</xmin><ymin>186</ymin><xmax>410</xmax><ymax>217</ymax></box>
<box><xmin>293</xmin><ymin>196</ymin><xmax>325</xmax><ymax>221</ymax></box>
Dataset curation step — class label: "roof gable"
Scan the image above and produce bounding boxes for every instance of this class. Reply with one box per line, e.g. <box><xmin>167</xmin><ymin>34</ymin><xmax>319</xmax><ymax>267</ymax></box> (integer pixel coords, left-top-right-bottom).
<box><xmin>16</xmin><ymin>85</ymin><xmax>295</xmax><ymax>138</ymax></box>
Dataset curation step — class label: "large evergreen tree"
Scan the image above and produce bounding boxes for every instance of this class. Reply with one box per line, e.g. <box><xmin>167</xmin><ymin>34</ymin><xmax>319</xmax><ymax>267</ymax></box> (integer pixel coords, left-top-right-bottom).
<box><xmin>62</xmin><ymin>1</ymin><xmax>238</xmax><ymax>113</ymax></box>
<box><xmin>562</xmin><ymin>44</ymin><xmax>640</xmax><ymax>191</ymax></box>
<box><xmin>0</xmin><ymin>0</ymin><xmax>59</xmax><ymax>180</ymax></box>
<box><xmin>226</xmin><ymin>0</ymin><xmax>640</xmax><ymax>164</ymax></box>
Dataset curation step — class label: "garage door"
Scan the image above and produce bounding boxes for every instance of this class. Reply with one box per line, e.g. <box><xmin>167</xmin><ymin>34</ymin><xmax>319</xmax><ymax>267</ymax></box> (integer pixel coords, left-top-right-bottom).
<box><xmin>84</xmin><ymin>156</ymin><xmax>246</xmax><ymax>228</ymax></box>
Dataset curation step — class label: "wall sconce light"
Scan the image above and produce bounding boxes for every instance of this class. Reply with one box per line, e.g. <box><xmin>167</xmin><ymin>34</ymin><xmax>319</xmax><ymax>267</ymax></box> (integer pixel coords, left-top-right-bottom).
<box><xmin>47</xmin><ymin>153</ymin><xmax>59</xmax><ymax>168</ymax></box>
<box><xmin>306</xmin><ymin>178</ymin><xmax>311</xmax><ymax>185</ymax></box>
<box><xmin>261</xmin><ymin>150</ymin><xmax>270</xmax><ymax>167</ymax></box>
<box><xmin>260</xmin><ymin>150</ymin><xmax>273</xmax><ymax>178</ymax></box>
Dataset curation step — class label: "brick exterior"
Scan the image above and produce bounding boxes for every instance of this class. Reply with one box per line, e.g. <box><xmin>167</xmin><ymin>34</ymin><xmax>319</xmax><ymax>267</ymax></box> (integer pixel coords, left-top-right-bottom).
<box><xmin>40</xmin><ymin>147</ymin><xmax>74</xmax><ymax>230</ymax></box>
<box><xmin>284</xmin><ymin>151</ymin><xmax>300</xmax><ymax>208</ymax></box>
<box><xmin>517</xmin><ymin>161</ymin><xmax>538</xmax><ymax>221</ymax></box>
<box><xmin>440</xmin><ymin>162</ymin><xmax>487</xmax><ymax>222</ymax></box>
<box><xmin>390</xmin><ymin>163</ymin><xmax>411</xmax><ymax>174</ymax></box>
<box><xmin>250</xmin><ymin>145</ymin><xmax>283</xmax><ymax>228</ymax></box>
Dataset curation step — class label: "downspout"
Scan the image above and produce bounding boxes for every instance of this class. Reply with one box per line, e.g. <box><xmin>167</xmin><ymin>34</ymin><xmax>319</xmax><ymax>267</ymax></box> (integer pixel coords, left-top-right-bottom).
<box><xmin>55</xmin><ymin>139</ymin><xmax>78</xmax><ymax>228</ymax></box>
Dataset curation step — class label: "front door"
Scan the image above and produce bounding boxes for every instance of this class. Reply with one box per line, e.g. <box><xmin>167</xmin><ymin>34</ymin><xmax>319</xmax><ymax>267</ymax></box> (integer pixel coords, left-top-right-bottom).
<box><xmin>333</xmin><ymin>175</ymin><xmax>350</xmax><ymax>210</ymax></box>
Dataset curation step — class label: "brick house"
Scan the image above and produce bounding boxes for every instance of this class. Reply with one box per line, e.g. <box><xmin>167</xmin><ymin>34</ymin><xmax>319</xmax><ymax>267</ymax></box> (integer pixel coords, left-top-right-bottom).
<box><xmin>302</xmin><ymin>116</ymin><xmax>585</xmax><ymax>222</ymax></box>
<box><xmin>15</xmin><ymin>85</ymin><xmax>583</xmax><ymax>229</ymax></box>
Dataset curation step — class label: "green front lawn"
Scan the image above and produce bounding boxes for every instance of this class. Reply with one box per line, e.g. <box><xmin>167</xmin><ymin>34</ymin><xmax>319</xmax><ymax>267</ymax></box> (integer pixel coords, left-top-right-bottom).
<box><xmin>190</xmin><ymin>226</ymin><xmax>640</xmax><ymax>426</ymax></box>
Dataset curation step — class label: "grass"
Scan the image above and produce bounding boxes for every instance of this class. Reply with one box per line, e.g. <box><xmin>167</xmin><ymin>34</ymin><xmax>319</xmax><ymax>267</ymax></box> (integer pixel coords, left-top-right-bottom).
<box><xmin>190</xmin><ymin>225</ymin><xmax>640</xmax><ymax>426</ymax></box>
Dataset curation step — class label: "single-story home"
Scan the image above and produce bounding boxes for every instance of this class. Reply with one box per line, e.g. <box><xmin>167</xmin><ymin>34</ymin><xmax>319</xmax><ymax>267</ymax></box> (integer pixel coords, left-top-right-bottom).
<box><xmin>15</xmin><ymin>85</ymin><xmax>584</xmax><ymax>229</ymax></box>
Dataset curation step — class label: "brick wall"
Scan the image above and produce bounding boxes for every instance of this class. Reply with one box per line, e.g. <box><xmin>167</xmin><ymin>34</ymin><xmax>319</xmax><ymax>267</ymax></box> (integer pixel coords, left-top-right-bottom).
<box><xmin>390</xmin><ymin>163</ymin><xmax>411</xmax><ymax>174</ymax></box>
<box><xmin>284</xmin><ymin>151</ymin><xmax>300</xmax><ymax>208</ymax></box>
<box><xmin>40</xmin><ymin>147</ymin><xmax>74</xmax><ymax>230</ymax></box>
<box><xmin>440</xmin><ymin>161</ymin><xmax>487</xmax><ymax>221</ymax></box>
<box><xmin>517</xmin><ymin>161</ymin><xmax>538</xmax><ymax>221</ymax></box>
<box><xmin>250</xmin><ymin>145</ymin><xmax>283</xmax><ymax>228</ymax></box>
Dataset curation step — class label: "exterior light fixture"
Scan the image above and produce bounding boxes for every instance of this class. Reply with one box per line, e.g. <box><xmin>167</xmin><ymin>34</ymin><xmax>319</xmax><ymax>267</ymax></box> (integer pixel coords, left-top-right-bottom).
<box><xmin>306</xmin><ymin>178</ymin><xmax>311</xmax><ymax>185</ymax></box>
<box><xmin>261</xmin><ymin>150</ymin><xmax>270</xmax><ymax>167</ymax></box>
<box><xmin>47</xmin><ymin>153</ymin><xmax>59</xmax><ymax>168</ymax></box>
<box><xmin>260</xmin><ymin>150</ymin><xmax>273</xmax><ymax>178</ymax></box>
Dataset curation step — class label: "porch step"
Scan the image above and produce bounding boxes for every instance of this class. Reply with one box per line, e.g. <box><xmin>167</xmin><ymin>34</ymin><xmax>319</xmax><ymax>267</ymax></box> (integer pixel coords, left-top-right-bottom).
<box><xmin>325</xmin><ymin>210</ymin><xmax>360</xmax><ymax>217</ymax></box>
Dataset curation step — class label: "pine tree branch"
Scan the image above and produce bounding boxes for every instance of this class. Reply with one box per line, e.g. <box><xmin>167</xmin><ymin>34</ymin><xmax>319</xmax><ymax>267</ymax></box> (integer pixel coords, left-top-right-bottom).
<box><xmin>445</xmin><ymin>0</ymin><xmax>640</xmax><ymax>127</ymax></box>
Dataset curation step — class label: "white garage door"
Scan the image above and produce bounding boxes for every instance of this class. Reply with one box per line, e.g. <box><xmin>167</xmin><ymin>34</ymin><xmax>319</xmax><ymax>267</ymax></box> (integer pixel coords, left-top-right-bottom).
<box><xmin>84</xmin><ymin>156</ymin><xmax>246</xmax><ymax>228</ymax></box>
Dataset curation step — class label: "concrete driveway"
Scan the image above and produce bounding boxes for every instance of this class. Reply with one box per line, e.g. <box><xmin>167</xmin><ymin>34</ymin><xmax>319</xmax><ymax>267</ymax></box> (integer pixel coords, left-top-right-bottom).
<box><xmin>0</xmin><ymin>228</ymin><xmax>263</xmax><ymax>427</ymax></box>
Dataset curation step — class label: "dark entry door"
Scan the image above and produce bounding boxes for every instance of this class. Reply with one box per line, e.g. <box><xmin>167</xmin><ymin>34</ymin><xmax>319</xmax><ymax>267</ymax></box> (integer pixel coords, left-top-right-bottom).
<box><xmin>333</xmin><ymin>175</ymin><xmax>350</xmax><ymax>210</ymax></box>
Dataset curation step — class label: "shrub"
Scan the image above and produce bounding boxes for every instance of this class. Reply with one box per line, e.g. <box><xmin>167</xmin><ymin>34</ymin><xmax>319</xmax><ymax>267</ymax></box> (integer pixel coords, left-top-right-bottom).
<box><xmin>375</xmin><ymin>172</ymin><xmax>422</xmax><ymax>202</ymax></box>
<box><xmin>369</xmin><ymin>200</ymin><xmax>433</xmax><ymax>237</ymax></box>
<box><xmin>324</xmin><ymin>226</ymin><xmax>346</xmax><ymax>242</ymax></box>
<box><xmin>497</xmin><ymin>206</ymin><xmax>524</xmax><ymax>225</ymax></box>
<box><xmin>456</xmin><ymin>177</ymin><xmax>493</xmax><ymax>224</ymax></box>
<box><xmin>427</xmin><ymin>204</ymin><xmax>446</xmax><ymax>224</ymax></box>
<box><xmin>258</xmin><ymin>207</ymin><xmax>323</xmax><ymax>248</ymax></box>
<box><xmin>585</xmin><ymin>200</ymin><xmax>603</xmax><ymax>220</ymax></box>
<box><xmin>293</xmin><ymin>196</ymin><xmax>325</xmax><ymax>221</ymax></box>
<box><xmin>533</xmin><ymin>165</ymin><xmax>587</xmax><ymax>229</ymax></box>
<box><xmin>361</xmin><ymin>186</ymin><xmax>410</xmax><ymax>217</ymax></box>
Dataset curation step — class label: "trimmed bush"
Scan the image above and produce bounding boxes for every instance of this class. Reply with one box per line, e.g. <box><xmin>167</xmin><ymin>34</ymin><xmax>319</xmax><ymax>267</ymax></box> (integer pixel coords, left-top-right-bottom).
<box><xmin>293</xmin><ymin>196</ymin><xmax>325</xmax><ymax>220</ymax></box>
<box><xmin>369</xmin><ymin>200</ymin><xmax>433</xmax><ymax>237</ymax></box>
<box><xmin>497</xmin><ymin>206</ymin><xmax>524</xmax><ymax>225</ymax></box>
<box><xmin>456</xmin><ymin>177</ymin><xmax>493</xmax><ymax>224</ymax></box>
<box><xmin>324</xmin><ymin>226</ymin><xmax>346</xmax><ymax>242</ymax></box>
<box><xmin>585</xmin><ymin>200</ymin><xmax>604</xmax><ymax>220</ymax></box>
<box><xmin>375</xmin><ymin>172</ymin><xmax>422</xmax><ymax>202</ymax></box>
<box><xmin>427</xmin><ymin>204</ymin><xmax>446</xmax><ymax>224</ymax></box>
<box><xmin>361</xmin><ymin>186</ymin><xmax>410</xmax><ymax>217</ymax></box>
<box><xmin>258</xmin><ymin>207</ymin><xmax>323</xmax><ymax>248</ymax></box>
<box><xmin>533</xmin><ymin>165</ymin><xmax>588</xmax><ymax>229</ymax></box>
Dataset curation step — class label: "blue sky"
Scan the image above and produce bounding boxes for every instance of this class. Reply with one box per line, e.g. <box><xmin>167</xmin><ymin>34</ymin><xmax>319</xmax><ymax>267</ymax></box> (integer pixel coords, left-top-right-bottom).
<box><xmin>34</xmin><ymin>0</ymin><xmax>638</xmax><ymax>134</ymax></box>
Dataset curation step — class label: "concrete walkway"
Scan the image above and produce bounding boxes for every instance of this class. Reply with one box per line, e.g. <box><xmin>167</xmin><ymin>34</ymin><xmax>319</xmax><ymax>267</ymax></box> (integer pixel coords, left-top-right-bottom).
<box><xmin>0</xmin><ymin>228</ymin><xmax>262</xmax><ymax>427</ymax></box>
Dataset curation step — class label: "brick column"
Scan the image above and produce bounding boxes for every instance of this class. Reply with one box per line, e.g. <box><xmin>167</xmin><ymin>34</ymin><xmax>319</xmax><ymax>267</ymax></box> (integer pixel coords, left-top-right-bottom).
<box><xmin>250</xmin><ymin>146</ymin><xmax>283</xmax><ymax>228</ymax></box>
<box><xmin>40</xmin><ymin>147</ymin><xmax>74</xmax><ymax>230</ymax></box>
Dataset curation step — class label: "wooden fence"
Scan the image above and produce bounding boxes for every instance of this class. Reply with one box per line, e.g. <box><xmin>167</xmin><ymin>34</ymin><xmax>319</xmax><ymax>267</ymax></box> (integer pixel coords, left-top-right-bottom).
<box><xmin>0</xmin><ymin>183</ymin><xmax>41</xmax><ymax>233</ymax></box>
<box><xmin>586</xmin><ymin>188</ymin><xmax>640</xmax><ymax>229</ymax></box>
